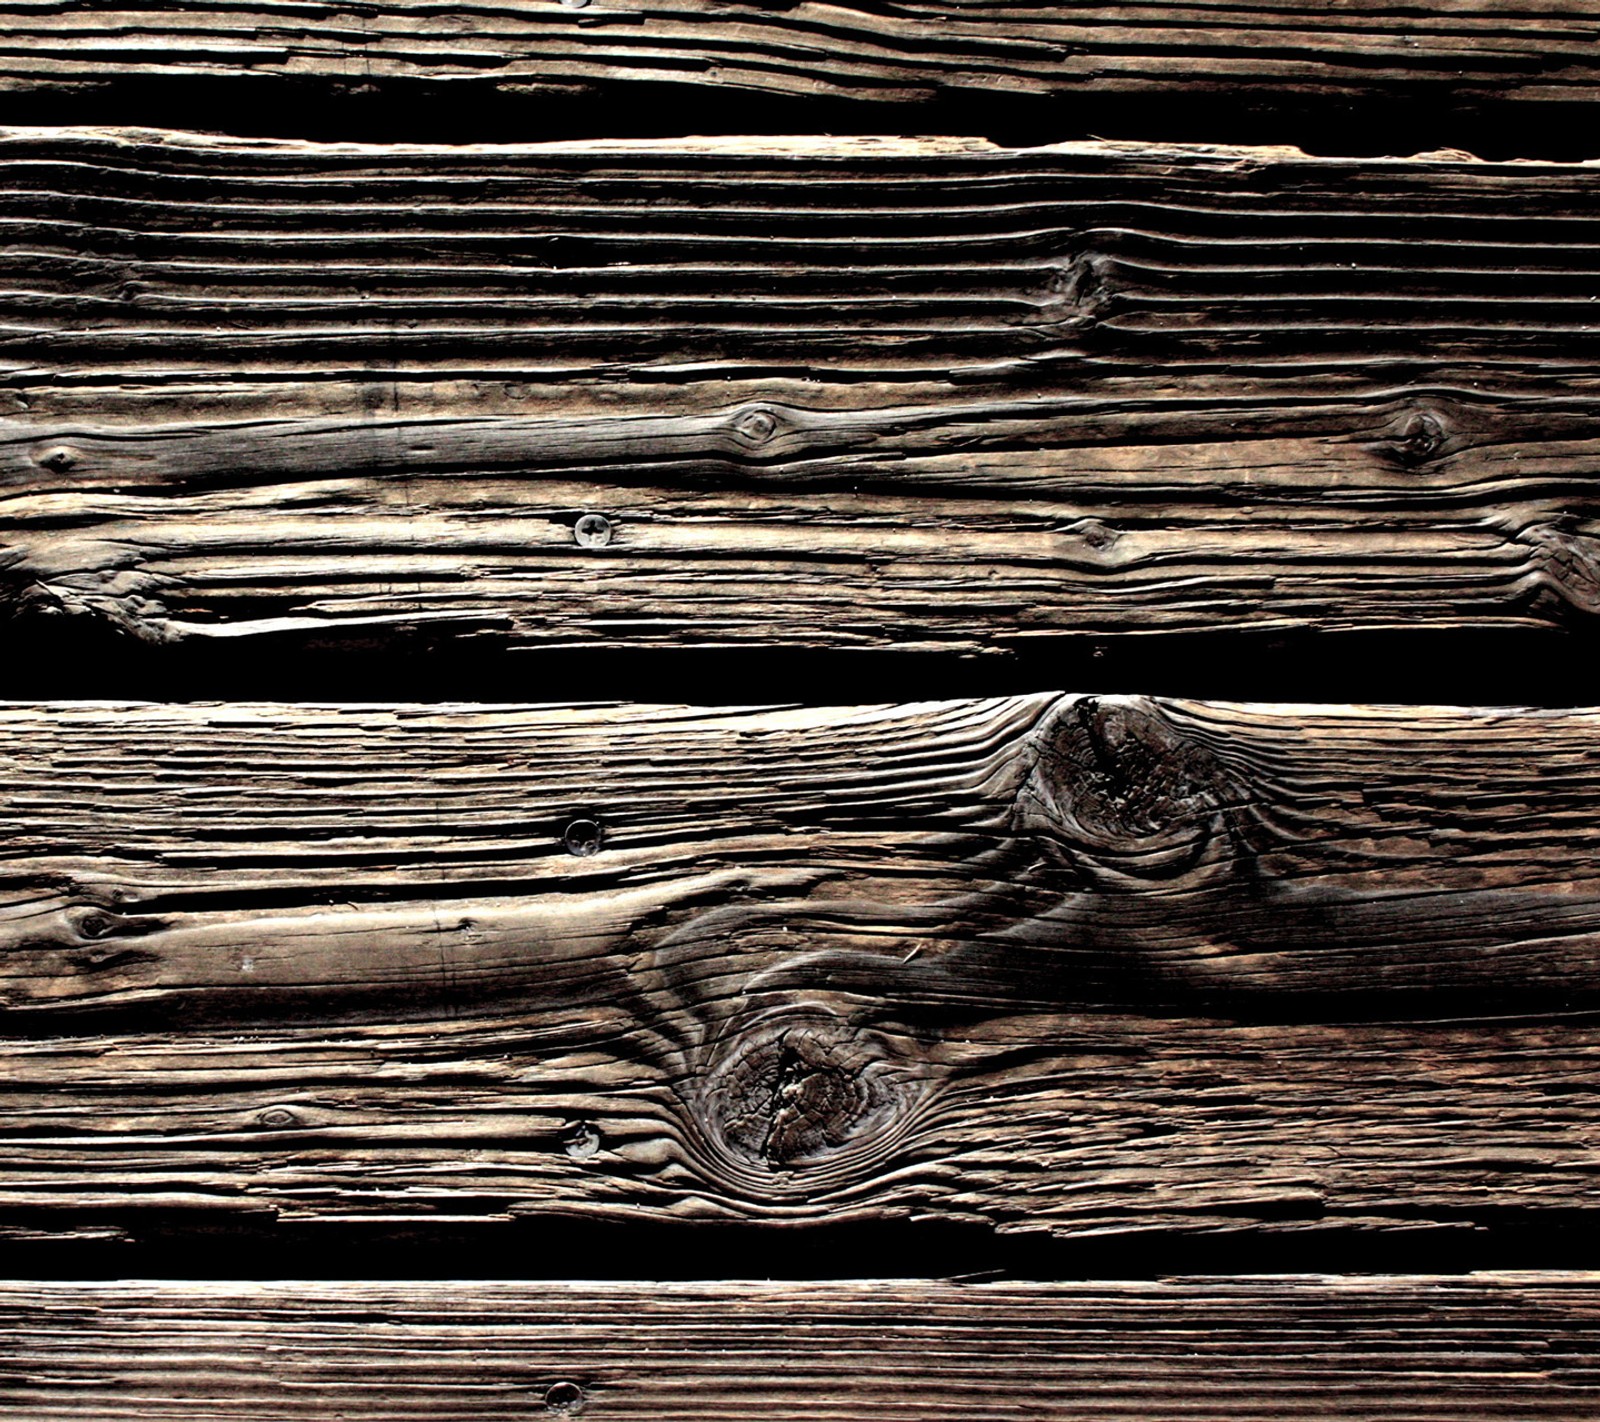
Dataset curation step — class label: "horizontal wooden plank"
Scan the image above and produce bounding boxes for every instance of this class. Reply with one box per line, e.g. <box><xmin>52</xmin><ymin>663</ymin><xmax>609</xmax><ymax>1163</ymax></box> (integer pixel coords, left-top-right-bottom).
<box><xmin>4</xmin><ymin>696</ymin><xmax>1600</xmax><ymax>1240</ymax></box>
<box><xmin>9</xmin><ymin>131</ymin><xmax>1600</xmax><ymax>388</ymax></box>
<box><xmin>3</xmin><ymin>2</ymin><xmax>1600</xmax><ymax>111</ymax></box>
<box><xmin>4</xmin><ymin>1276</ymin><xmax>1600</xmax><ymax>1421</ymax></box>
<box><xmin>7</xmin><ymin>131</ymin><xmax>1600</xmax><ymax>653</ymax></box>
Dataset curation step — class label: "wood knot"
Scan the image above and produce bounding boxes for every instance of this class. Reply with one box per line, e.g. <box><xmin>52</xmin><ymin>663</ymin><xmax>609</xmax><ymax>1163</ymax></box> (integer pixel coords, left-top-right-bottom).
<box><xmin>1073</xmin><ymin>517</ymin><xmax>1121</xmax><ymax>553</ymax></box>
<box><xmin>731</xmin><ymin>404</ymin><xmax>785</xmax><ymax>448</ymax></box>
<box><xmin>63</xmin><ymin>905</ymin><xmax>160</xmax><ymax>975</ymax></box>
<box><xmin>35</xmin><ymin>445</ymin><xmax>77</xmax><ymax>474</ymax></box>
<box><xmin>1519</xmin><ymin>517</ymin><xmax>1600</xmax><ymax>617</ymax></box>
<box><xmin>69</xmin><ymin>906</ymin><xmax>160</xmax><ymax>948</ymax></box>
<box><xmin>1386</xmin><ymin>408</ymin><xmax>1451</xmax><ymax>466</ymax></box>
<box><xmin>74</xmin><ymin>909</ymin><xmax>120</xmax><ymax>940</ymax></box>
<box><xmin>698</xmin><ymin>1008</ymin><xmax>917</xmax><ymax>1176</ymax></box>
<box><xmin>1026</xmin><ymin>252</ymin><xmax>1114</xmax><ymax>331</ymax></box>
<box><xmin>1015</xmin><ymin>696</ymin><xmax>1244</xmax><ymax>883</ymax></box>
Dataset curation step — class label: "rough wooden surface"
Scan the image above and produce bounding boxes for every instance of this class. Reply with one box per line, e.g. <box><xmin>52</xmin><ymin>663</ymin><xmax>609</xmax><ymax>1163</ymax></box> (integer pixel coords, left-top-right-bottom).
<box><xmin>8</xmin><ymin>130</ymin><xmax>1600</xmax><ymax>653</ymax></box>
<box><xmin>3</xmin><ymin>2</ymin><xmax>1600</xmax><ymax>110</ymax></box>
<box><xmin>19</xmin><ymin>129</ymin><xmax>1600</xmax><ymax>393</ymax></box>
<box><xmin>4</xmin><ymin>1277</ymin><xmax>1600</xmax><ymax>1421</ymax></box>
<box><xmin>4</xmin><ymin>695</ymin><xmax>1600</xmax><ymax>1240</ymax></box>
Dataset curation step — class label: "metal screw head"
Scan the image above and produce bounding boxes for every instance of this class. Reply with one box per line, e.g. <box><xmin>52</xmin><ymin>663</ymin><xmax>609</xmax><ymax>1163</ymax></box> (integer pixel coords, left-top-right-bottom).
<box><xmin>573</xmin><ymin>514</ymin><xmax>613</xmax><ymax>548</ymax></box>
<box><xmin>563</xmin><ymin>819</ymin><xmax>604</xmax><ymax>856</ymax></box>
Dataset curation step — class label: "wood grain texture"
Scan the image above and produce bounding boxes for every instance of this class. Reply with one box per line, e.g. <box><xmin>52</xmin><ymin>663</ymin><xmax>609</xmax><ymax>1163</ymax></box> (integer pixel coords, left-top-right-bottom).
<box><xmin>5</xmin><ymin>695</ymin><xmax>1600</xmax><ymax>1240</ymax></box>
<box><xmin>3</xmin><ymin>1</ymin><xmax>1600</xmax><ymax>110</ymax></box>
<box><xmin>4</xmin><ymin>1277</ymin><xmax>1600</xmax><ymax>1421</ymax></box>
<box><xmin>9</xmin><ymin>130</ymin><xmax>1600</xmax><ymax>653</ymax></box>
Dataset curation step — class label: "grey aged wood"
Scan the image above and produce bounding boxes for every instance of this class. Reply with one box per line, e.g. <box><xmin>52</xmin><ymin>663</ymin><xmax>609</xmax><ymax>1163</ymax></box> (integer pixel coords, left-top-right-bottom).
<box><xmin>4</xmin><ymin>1277</ymin><xmax>1600</xmax><ymax>1421</ymax></box>
<box><xmin>2</xmin><ymin>2</ymin><xmax>1599</xmax><ymax>110</ymax></box>
<box><xmin>4</xmin><ymin>695</ymin><xmax>1600</xmax><ymax>1239</ymax></box>
<box><xmin>8</xmin><ymin>131</ymin><xmax>1600</xmax><ymax>653</ymax></box>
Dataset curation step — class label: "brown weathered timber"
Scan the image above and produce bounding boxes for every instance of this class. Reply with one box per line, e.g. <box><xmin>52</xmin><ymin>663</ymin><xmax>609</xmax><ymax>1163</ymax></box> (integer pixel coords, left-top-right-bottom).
<box><xmin>1</xmin><ymin>2</ymin><xmax>1599</xmax><ymax>111</ymax></box>
<box><xmin>8</xmin><ymin>131</ymin><xmax>1600</xmax><ymax>653</ymax></box>
<box><xmin>5</xmin><ymin>1277</ymin><xmax>1600</xmax><ymax>1421</ymax></box>
<box><xmin>4</xmin><ymin>696</ymin><xmax>1600</xmax><ymax>1239</ymax></box>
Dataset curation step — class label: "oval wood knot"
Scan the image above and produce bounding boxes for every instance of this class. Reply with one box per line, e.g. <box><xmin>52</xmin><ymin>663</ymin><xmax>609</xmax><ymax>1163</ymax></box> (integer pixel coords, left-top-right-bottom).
<box><xmin>730</xmin><ymin>404</ymin><xmax>786</xmax><ymax>448</ymax></box>
<box><xmin>1024</xmin><ymin>251</ymin><xmax>1114</xmax><ymax>331</ymax></box>
<box><xmin>1015</xmin><ymin>696</ymin><xmax>1244</xmax><ymax>882</ymax></box>
<box><xmin>1389</xmin><ymin>408</ymin><xmax>1450</xmax><ymax>465</ymax></box>
<box><xmin>697</xmin><ymin>1008</ymin><xmax>918</xmax><ymax>1178</ymax></box>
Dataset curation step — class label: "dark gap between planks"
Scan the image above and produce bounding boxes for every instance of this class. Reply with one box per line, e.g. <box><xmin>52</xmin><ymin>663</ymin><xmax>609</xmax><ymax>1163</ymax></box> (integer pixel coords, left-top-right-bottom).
<box><xmin>9</xmin><ymin>624</ymin><xmax>1600</xmax><ymax>707</ymax></box>
<box><xmin>11</xmin><ymin>1216</ymin><xmax>1600</xmax><ymax>1283</ymax></box>
<box><xmin>3</xmin><ymin>82</ymin><xmax>1598</xmax><ymax>162</ymax></box>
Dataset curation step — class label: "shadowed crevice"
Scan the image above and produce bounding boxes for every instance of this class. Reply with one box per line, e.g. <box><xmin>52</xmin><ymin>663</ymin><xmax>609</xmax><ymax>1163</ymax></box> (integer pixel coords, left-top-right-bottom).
<box><xmin>6</xmin><ymin>621</ymin><xmax>1600</xmax><ymax>707</ymax></box>
<box><xmin>1</xmin><ymin>80</ymin><xmax>1597</xmax><ymax>163</ymax></box>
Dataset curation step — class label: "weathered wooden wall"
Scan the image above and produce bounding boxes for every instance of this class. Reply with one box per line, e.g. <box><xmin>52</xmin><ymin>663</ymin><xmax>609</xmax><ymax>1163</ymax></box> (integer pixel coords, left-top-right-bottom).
<box><xmin>7</xmin><ymin>3</ymin><xmax>1600</xmax><ymax>1415</ymax></box>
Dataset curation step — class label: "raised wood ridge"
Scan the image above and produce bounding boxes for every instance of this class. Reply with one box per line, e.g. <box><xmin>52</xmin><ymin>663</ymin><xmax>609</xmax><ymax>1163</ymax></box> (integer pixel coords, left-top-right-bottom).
<box><xmin>7</xmin><ymin>131</ymin><xmax>1600</xmax><ymax>654</ymax></box>
<box><xmin>3</xmin><ymin>3</ymin><xmax>1599</xmax><ymax>111</ymax></box>
<box><xmin>4</xmin><ymin>696</ymin><xmax>1600</xmax><ymax>1241</ymax></box>
<box><xmin>4</xmin><ymin>1277</ymin><xmax>1600</xmax><ymax>1421</ymax></box>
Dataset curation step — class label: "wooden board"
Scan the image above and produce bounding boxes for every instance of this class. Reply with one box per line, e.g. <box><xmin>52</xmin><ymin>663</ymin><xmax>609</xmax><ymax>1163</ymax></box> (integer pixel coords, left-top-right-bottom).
<box><xmin>8</xmin><ymin>131</ymin><xmax>1600</xmax><ymax>655</ymax></box>
<box><xmin>5</xmin><ymin>694</ymin><xmax>1600</xmax><ymax>1241</ymax></box>
<box><xmin>2</xmin><ymin>3</ymin><xmax>1599</xmax><ymax>111</ymax></box>
<box><xmin>4</xmin><ymin>1277</ymin><xmax>1600</xmax><ymax>1421</ymax></box>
